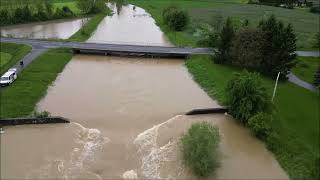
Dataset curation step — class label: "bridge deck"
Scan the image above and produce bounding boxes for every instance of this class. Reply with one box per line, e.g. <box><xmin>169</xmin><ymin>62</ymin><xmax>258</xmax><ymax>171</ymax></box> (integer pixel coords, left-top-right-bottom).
<box><xmin>1</xmin><ymin>37</ymin><xmax>213</xmax><ymax>57</ymax></box>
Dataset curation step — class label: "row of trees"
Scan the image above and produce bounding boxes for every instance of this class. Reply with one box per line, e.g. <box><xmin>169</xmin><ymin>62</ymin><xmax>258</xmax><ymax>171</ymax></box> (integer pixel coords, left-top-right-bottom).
<box><xmin>0</xmin><ymin>1</ymin><xmax>74</xmax><ymax>26</ymax></box>
<box><xmin>76</xmin><ymin>0</ymin><xmax>107</xmax><ymax>15</ymax></box>
<box><xmin>214</xmin><ymin>15</ymin><xmax>296</xmax><ymax>79</ymax></box>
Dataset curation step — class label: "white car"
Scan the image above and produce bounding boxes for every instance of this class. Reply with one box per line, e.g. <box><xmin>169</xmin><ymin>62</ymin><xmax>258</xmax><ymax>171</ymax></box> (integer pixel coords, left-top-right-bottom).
<box><xmin>0</xmin><ymin>68</ymin><xmax>17</xmax><ymax>86</ymax></box>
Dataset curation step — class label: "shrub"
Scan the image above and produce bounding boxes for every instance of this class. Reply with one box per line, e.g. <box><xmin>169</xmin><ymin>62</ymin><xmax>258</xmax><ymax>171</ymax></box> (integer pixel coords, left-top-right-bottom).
<box><xmin>231</xmin><ymin>28</ymin><xmax>267</xmax><ymax>70</ymax></box>
<box><xmin>181</xmin><ymin>122</ymin><xmax>220</xmax><ymax>177</ymax></box>
<box><xmin>62</xmin><ymin>6</ymin><xmax>74</xmax><ymax>16</ymax></box>
<box><xmin>248</xmin><ymin>112</ymin><xmax>273</xmax><ymax>140</ymax></box>
<box><xmin>32</xmin><ymin>111</ymin><xmax>50</xmax><ymax>118</ymax></box>
<box><xmin>310</xmin><ymin>6</ymin><xmax>320</xmax><ymax>14</ymax></box>
<box><xmin>226</xmin><ymin>70</ymin><xmax>271</xmax><ymax>124</ymax></box>
<box><xmin>162</xmin><ymin>6</ymin><xmax>189</xmax><ymax>31</ymax></box>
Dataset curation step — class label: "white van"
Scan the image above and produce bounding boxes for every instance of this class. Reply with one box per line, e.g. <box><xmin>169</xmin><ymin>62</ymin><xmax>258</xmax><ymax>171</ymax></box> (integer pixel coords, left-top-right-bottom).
<box><xmin>0</xmin><ymin>68</ymin><xmax>17</xmax><ymax>86</ymax></box>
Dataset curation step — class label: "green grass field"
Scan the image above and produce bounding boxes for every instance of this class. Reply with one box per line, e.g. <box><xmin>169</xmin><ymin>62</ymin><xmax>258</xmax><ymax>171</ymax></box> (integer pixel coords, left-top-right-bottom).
<box><xmin>292</xmin><ymin>56</ymin><xmax>320</xmax><ymax>84</ymax></box>
<box><xmin>129</xmin><ymin>0</ymin><xmax>319</xmax><ymax>50</ymax></box>
<box><xmin>0</xmin><ymin>43</ymin><xmax>32</xmax><ymax>75</ymax></box>
<box><xmin>186</xmin><ymin>55</ymin><xmax>319</xmax><ymax>179</ymax></box>
<box><xmin>0</xmin><ymin>52</ymin><xmax>12</xmax><ymax>68</ymax></box>
<box><xmin>0</xmin><ymin>48</ymin><xmax>72</xmax><ymax>118</ymax></box>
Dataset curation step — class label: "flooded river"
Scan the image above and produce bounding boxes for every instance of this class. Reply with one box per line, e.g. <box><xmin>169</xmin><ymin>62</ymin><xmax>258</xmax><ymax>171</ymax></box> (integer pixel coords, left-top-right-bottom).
<box><xmin>1</xmin><ymin>3</ymin><xmax>288</xmax><ymax>180</ymax></box>
<box><xmin>0</xmin><ymin>18</ymin><xmax>88</xmax><ymax>39</ymax></box>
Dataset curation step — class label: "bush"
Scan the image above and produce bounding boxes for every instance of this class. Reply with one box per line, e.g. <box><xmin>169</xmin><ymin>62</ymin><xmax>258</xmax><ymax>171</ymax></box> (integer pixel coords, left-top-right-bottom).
<box><xmin>310</xmin><ymin>6</ymin><xmax>320</xmax><ymax>14</ymax></box>
<box><xmin>226</xmin><ymin>70</ymin><xmax>271</xmax><ymax>124</ymax></box>
<box><xmin>32</xmin><ymin>111</ymin><xmax>50</xmax><ymax>118</ymax></box>
<box><xmin>62</xmin><ymin>6</ymin><xmax>74</xmax><ymax>16</ymax></box>
<box><xmin>231</xmin><ymin>28</ymin><xmax>267</xmax><ymax>70</ymax></box>
<box><xmin>162</xmin><ymin>6</ymin><xmax>189</xmax><ymax>31</ymax></box>
<box><xmin>181</xmin><ymin>122</ymin><xmax>220</xmax><ymax>177</ymax></box>
<box><xmin>248</xmin><ymin>112</ymin><xmax>273</xmax><ymax>140</ymax></box>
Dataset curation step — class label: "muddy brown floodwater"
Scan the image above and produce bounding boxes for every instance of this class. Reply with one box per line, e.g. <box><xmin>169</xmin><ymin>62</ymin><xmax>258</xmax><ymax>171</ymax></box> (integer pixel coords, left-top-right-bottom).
<box><xmin>0</xmin><ymin>18</ymin><xmax>89</xmax><ymax>39</ymax></box>
<box><xmin>1</xmin><ymin>3</ymin><xmax>288</xmax><ymax>180</ymax></box>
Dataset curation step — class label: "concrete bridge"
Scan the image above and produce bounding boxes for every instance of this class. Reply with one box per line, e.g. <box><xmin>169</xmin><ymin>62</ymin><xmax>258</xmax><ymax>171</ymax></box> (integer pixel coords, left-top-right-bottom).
<box><xmin>0</xmin><ymin>37</ymin><xmax>214</xmax><ymax>58</ymax></box>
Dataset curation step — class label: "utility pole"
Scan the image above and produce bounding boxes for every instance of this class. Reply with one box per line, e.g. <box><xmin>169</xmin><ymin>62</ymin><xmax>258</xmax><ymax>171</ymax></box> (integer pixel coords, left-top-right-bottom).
<box><xmin>272</xmin><ymin>72</ymin><xmax>281</xmax><ymax>102</ymax></box>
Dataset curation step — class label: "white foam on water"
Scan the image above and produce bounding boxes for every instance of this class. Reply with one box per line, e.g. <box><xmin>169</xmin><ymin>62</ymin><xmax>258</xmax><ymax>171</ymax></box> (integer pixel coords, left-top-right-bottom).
<box><xmin>122</xmin><ymin>170</ymin><xmax>138</xmax><ymax>179</ymax></box>
<box><xmin>27</xmin><ymin>122</ymin><xmax>109</xmax><ymax>180</ymax></box>
<box><xmin>133</xmin><ymin>115</ymin><xmax>185</xmax><ymax>179</ymax></box>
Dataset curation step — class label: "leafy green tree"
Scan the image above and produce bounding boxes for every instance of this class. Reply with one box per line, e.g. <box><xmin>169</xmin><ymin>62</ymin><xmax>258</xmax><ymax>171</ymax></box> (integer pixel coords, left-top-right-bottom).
<box><xmin>44</xmin><ymin>0</ymin><xmax>54</xmax><ymax>18</ymax></box>
<box><xmin>231</xmin><ymin>28</ymin><xmax>267</xmax><ymax>70</ymax></box>
<box><xmin>248</xmin><ymin>112</ymin><xmax>273</xmax><ymax>140</ymax></box>
<box><xmin>214</xmin><ymin>17</ymin><xmax>235</xmax><ymax>64</ymax></box>
<box><xmin>13</xmin><ymin>7</ymin><xmax>24</xmax><ymax>23</ymax></box>
<box><xmin>181</xmin><ymin>122</ymin><xmax>220</xmax><ymax>177</ymax></box>
<box><xmin>226</xmin><ymin>70</ymin><xmax>271</xmax><ymax>124</ymax></box>
<box><xmin>21</xmin><ymin>5</ymin><xmax>33</xmax><ymax>22</ymax></box>
<box><xmin>77</xmin><ymin>0</ymin><xmax>94</xmax><ymax>14</ymax></box>
<box><xmin>0</xmin><ymin>9</ymin><xmax>10</xmax><ymax>25</ymax></box>
<box><xmin>162</xmin><ymin>6</ymin><xmax>189</xmax><ymax>31</ymax></box>
<box><xmin>258</xmin><ymin>15</ymin><xmax>297</xmax><ymax>78</ymax></box>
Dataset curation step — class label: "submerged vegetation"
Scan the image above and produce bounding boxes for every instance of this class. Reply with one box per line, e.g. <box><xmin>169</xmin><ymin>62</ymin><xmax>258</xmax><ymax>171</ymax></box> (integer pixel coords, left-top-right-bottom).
<box><xmin>181</xmin><ymin>122</ymin><xmax>220</xmax><ymax>177</ymax></box>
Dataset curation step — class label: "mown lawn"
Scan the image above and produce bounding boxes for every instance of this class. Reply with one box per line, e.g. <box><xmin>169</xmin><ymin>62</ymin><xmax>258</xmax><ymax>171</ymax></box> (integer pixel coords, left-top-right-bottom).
<box><xmin>129</xmin><ymin>0</ymin><xmax>319</xmax><ymax>50</ymax></box>
<box><xmin>292</xmin><ymin>56</ymin><xmax>320</xmax><ymax>84</ymax></box>
<box><xmin>0</xmin><ymin>48</ymin><xmax>72</xmax><ymax>118</ymax></box>
<box><xmin>186</xmin><ymin>55</ymin><xmax>319</xmax><ymax>179</ymax></box>
<box><xmin>0</xmin><ymin>43</ymin><xmax>32</xmax><ymax>75</ymax></box>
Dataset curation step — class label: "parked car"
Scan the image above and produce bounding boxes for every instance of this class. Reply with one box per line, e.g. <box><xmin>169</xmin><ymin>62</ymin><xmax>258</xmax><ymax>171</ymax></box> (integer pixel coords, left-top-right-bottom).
<box><xmin>0</xmin><ymin>68</ymin><xmax>17</xmax><ymax>87</ymax></box>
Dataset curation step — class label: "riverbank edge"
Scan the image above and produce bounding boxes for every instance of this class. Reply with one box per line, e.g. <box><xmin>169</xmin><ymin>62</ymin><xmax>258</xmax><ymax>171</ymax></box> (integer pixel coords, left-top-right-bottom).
<box><xmin>128</xmin><ymin>2</ymin><xmax>320</xmax><ymax>179</ymax></box>
<box><xmin>0</xmin><ymin>43</ymin><xmax>32</xmax><ymax>75</ymax></box>
<box><xmin>68</xmin><ymin>9</ymin><xmax>112</xmax><ymax>42</ymax></box>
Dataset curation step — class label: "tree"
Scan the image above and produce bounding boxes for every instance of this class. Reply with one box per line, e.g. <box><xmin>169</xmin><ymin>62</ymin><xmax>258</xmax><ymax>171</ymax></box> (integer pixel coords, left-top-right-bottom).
<box><xmin>0</xmin><ymin>9</ymin><xmax>10</xmax><ymax>25</ymax></box>
<box><xmin>258</xmin><ymin>15</ymin><xmax>297</xmax><ymax>78</ymax></box>
<box><xmin>214</xmin><ymin>18</ymin><xmax>235</xmax><ymax>64</ymax></box>
<box><xmin>44</xmin><ymin>0</ymin><xmax>54</xmax><ymax>18</ymax></box>
<box><xmin>181</xmin><ymin>122</ymin><xmax>220</xmax><ymax>177</ymax></box>
<box><xmin>162</xmin><ymin>6</ymin><xmax>189</xmax><ymax>31</ymax></box>
<box><xmin>77</xmin><ymin>0</ymin><xmax>94</xmax><ymax>15</ymax></box>
<box><xmin>226</xmin><ymin>70</ymin><xmax>271</xmax><ymax>124</ymax></box>
<box><xmin>231</xmin><ymin>28</ymin><xmax>267</xmax><ymax>70</ymax></box>
<box><xmin>314</xmin><ymin>66</ymin><xmax>320</xmax><ymax>87</ymax></box>
<box><xmin>21</xmin><ymin>5</ymin><xmax>33</xmax><ymax>22</ymax></box>
<box><xmin>13</xmin><ymin>7</ymin><xmax>24</xmax><ymax>23</ymax></box>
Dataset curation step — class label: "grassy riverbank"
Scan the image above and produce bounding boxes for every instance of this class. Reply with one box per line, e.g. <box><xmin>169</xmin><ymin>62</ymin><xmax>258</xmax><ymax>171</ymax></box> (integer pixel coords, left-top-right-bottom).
<box><xmin>292</xmin><ymin>56</ymin><xmax>320</xmax><ymax>84</ymax></box>
<box><xmin>0</xmin><ymin>43</ymin><xmax>32</xmax><ymax>75</ymax></box>
<box><xmin>0</xmin><ymin>48</ymin><xmax>72</xmax><ymax>118</ymax></box>
<box><xmin>69</xmin><ymin>10</ymin><xmax>111</xmax><ymax>42</ymax></box>
<box><xmin>129</xmin><ymin>0</ymin><xmax>319</xmax><ymax>50</ymax></box>
<box><xmin>128</xmin><ymin>0</ymin><xmax>320</xmax><ymax>178</ymax></box>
